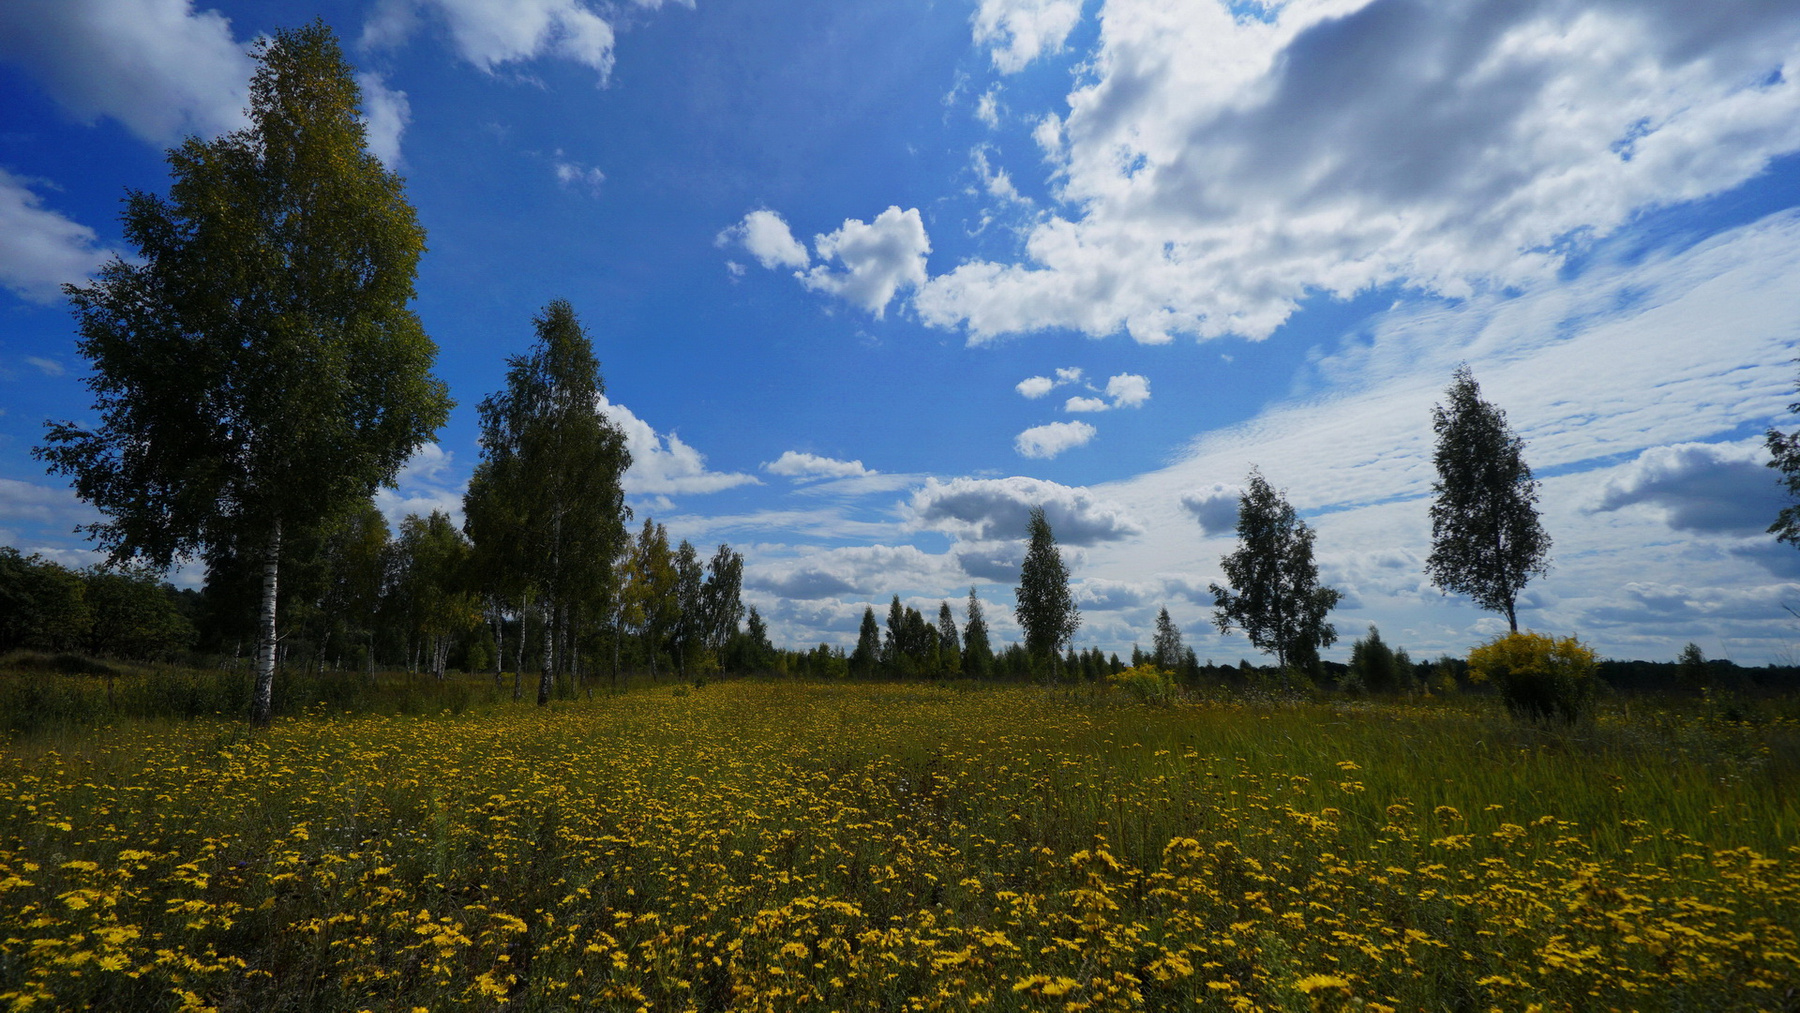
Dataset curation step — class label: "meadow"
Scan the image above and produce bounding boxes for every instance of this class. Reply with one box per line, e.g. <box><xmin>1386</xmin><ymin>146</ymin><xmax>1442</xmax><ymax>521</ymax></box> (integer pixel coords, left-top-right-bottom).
<box><xmin>0</xmin><ymin>676</ymin><xmax>1795</xmax><ymax>1012</ymax></box>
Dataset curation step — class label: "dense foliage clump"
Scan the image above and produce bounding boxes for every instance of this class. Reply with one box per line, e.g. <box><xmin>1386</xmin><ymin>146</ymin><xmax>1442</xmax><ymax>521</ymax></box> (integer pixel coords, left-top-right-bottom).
<box><xmin>1468</xmin><ymin>630</ymin><xmax>1599</xmax><ymax>722</ymax></box>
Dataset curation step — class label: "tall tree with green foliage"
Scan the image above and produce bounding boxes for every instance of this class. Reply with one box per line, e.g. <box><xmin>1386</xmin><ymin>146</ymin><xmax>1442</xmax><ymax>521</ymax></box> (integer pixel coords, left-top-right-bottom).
<box><xmin>463</xmin><ymin>300</ymin><xmax>631</xmax><ymax>703</ymax></box>
<box><xmin>884</xmin><ymin>595</ymin><xmax>906</xmax><ymax>671</ymax></box>
<box><xmin>1210</xmin><ymin>470</ymin><xmax>1341</xmax><ymax>670</ymax></box>
<box><xmin>962</xmin><ymin>588</ymin><xmax>992</xmax><ymax>678</ymax></box>
<box><xmin>82</xmin><ymin>567</ymin><xmax>194</xmax><ymax>662</ymax></box>
<box><xmin>671</xmin><ymin>540</ymin><xmax>704</xmax><ymax>678</ymax></box>
<box><xmin>391</xmin><ymin>511</ymin><xmax>478</xmax><ymax>680</ymax></box>
<box><xmin>700</xmin><ymin>544</ymin><xmax>745</xmax><ymax>658</ymax></box>
<box><xmin>0</xmin><ymin>549</ymin><xmax>91</xmax><ymax>654</ymax></box>
<box><xmin>936</xmin><ymin>601</ymin><xmax>962</xmax><ymax>677</ymax></box>
<box><xmin>1014</xmin><ymin>507</ymin><xmax>1080</xmax><ymax>675</ymax></box>
<box><xmin>1426</xmin><ymin>366</ymin><xmax>1550</xmax><ymax>633</ymax></box>
<box><xmin>620</xmin><ymin>519</ymin><xmax>677</xmax><ymax>678</ymax></box>
<box><xmin>851</xmin><ymin>606</ymin><xmax>881</xmax><ymax>677</ymax></box>
<box><xmin>1152</xmin><ymin>607</ymin><xmax>1184</xmax><ymax>670</ymax></box>
<box><xmin>35</xmin><ymin>23</ymin><xmax>449</xmax><ymax>725</ymax></box>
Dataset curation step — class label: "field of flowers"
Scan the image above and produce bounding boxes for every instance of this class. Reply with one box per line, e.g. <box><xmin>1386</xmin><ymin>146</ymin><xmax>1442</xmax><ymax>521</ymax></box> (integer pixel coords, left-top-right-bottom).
<box><xmin>0</xmin><ymin>679</ymin><xmax>1795</xmax><ymax>1012</ymax></box>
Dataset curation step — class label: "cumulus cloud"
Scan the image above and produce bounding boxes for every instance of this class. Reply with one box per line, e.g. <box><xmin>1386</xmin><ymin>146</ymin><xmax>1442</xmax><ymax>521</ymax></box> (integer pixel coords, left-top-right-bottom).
<box><xmin>1061</xmin><ymin>373</ymin><xmax>1152</xmax><ymax>413</ymax></box>
<box><xmin>800</xmin><ymin>206</ymin><xmax>932</xmax><ymax>318</ymax></box>
<box><xmin>1073</xmin><ymin>577</ymin><xmax>1151</xmax><ymax>611</ymax></box>
<box><xmin>598</xmin><ymin>396</ymin><xmax>760</xmax><ymax>496</ymax></box>
<box><xmin>0</xmin><ymin>169</ymin><xmax>110</xmax><ymax>303</ymax></box>
<box><xmin>1015</xmin><ymin>366</ymin><xmax>1092</xmax><ymax>400</ymax></box>
<box><xmin>747</xmin><ymin>544</ymin><xmax>948</xmax><ymax>600</ymax></box>
<box><xmin>357</xmin><ymin>72</ymin><xmax>411</xmax><ymax>169</ymax></box>
<box><xmin>0</xmin><ymin>0</ymin><xmax>252</xmax><ymax>144</ymax></box>
<box><xmin>373</xmin><ymin>443</ymin><xmax>466</xmax><ymax>528</ymax></box>
<box><xmin>1105</xmin><ymin>373</ymin><xmax>1150</xmax><ymax>408</ymax></box>
<box><xmin>1179</xmin><ymin>484</ymin><xmax>1242</xmax><ymax>536</ymax></box>
<box><xmin>719</xmin><ymin>210</ymin><xmax>811</xmax><ymax>271</ymax></box>
<box><xmin>364</xmin><ymin>0</ymin><xmax>619</xmax><ymax>82</ymax></box>
<box><xmin>1592</xmin><ymin>441</ymin><xmax>1784</xmax><ymax>535</ymax></box>
<box><xmin>763</xmin><ymin>451</ymin><xmax>872</xmax><ymax>480</ymax></box>
<box><xmin>1015</xmin><ymin>420</ymin><xmax>1097</xmax><ymax>458</ymax></box>
<box><xmin>971</xmin><ymin>0</ymin><xmax>1083</xmax><ymax>73</ymax></box>
<box><xmin>908</xmin><ymin>476</ymin><xmax>1143</xmax><ymax>546</ymax></box>
<box><xmin>918</xmin><ymin>0</ymin><xmax>1800</xmax><ymax>344</ymax></box>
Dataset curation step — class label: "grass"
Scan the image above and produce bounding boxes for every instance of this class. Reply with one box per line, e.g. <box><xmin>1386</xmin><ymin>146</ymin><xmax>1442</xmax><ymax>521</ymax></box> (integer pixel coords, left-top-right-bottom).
<box><xmin>0</xmin><ymin>676</ymin><xmax>1795</xmax><ymax>1011</ymax></box>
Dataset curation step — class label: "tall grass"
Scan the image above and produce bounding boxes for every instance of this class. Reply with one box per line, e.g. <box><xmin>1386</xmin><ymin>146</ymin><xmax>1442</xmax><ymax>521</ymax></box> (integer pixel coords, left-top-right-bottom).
<box><xmin>0</xmin><ymin>679</ymin><xmax>1794</xmax><ymax>1011</ymax></box>
<box><xmin>0</xmin><ymin>653</ymin><xmax>506</xmax><ymax>734</ymax></box>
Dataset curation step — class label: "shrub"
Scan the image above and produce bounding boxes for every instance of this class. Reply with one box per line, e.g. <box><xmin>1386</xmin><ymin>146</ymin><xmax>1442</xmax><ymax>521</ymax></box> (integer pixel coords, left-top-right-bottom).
<box><xmin>1467</xmin><ymin>631</ymin><xmax>1599</xmax><ymax>722</ymax></box>
<box><xmin>1105</xmin><ymin>663</ymin><xmax>1175</xmax><ymax>704</ymax></box>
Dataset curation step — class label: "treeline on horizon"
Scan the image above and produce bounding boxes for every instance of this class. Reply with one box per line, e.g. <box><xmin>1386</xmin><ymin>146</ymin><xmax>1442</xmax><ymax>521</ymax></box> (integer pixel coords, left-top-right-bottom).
<box><xmin>4</xmin><ymin>536</ymin><xmax>1794</xmax><ymax>698</ymax></box>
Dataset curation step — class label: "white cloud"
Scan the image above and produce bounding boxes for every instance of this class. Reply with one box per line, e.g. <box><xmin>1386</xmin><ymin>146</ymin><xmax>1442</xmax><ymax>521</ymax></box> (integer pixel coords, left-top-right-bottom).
<box><xmin>1065</xmin><ymin>209</ymin><xmax>1800</xmax><ymax>663</ymax></box>
<box><xmin>598</xmin><ymin>396</ymin><xmax>761</xmax><ymax>496</ymax></box>
<box><xmin>972</xmin><ymin>145</ymin><xmax>1030</xmax><ymax>206</ymax></box>
<box><xmin>764</xmin><ymin>451</ymin><xmax>872</xmax><ymax>480</ymax></box>
<box><xmin>364</xmin><ymin>0</ymin><xmax>619</xmax><ymax>82</ymax></box>
<box><xmin>800</xmin><ymin>206</ymin><xmax>932</xmax><ymax>318</ymax></box>
<box><xmin>357</xmin><ymin>72</ymin><xmax>411</xmax><ymax>169</ymax></box>
<box><xmin>747</xmin><ymin>544</ymin><xmax>951</xmax><ymax>600</ymax></box>
<box><xmin>1016</xmin><ymin>375</ymin><xmax>1056</xmax><ymax>398</ymax></box>
<box><xmin>1061</xmin><ymin>373</ymin><xmax>1152</xmax><ymax>413</ymax></box>
<box><xmin>720</xmin><ymin>209</ymin><xmax>810</xmax><ymax>271</ymax></box>
<box><xmin>971</xmin><ymin>0</ymin><xmax>1083</xmax><ymax>73</ymax></box>
<box><xmin>908</xmin><ymin>476</ymin><xmax>1142</xmax><ymax>546</ymax></box>
<box><xmin>0</xmin><ymin>477</ymin><xmax>98</xmax><ymax>528</ymax></box>
<box><xmin>1016</xmin><ymin>420</ymin><xmax>1097</xmax><ymax>458</ymax></box>
<box><xmin>1105</xmin><ymin>372</ymin><xmax>1150</xmax><ymax>407</ymax></box>
<box><xmin>373</xmin><ymin>442</ymin><xmax>466</xmax><ymax>529</ymax></box>
<box><xmin>975</xmin><ymin>85</ymin><xmax>1003</xmax><ymax>128</ymax></box>
<box><xmin>1592</xmin><ymin>440</ymin><xmax>1782</xmax><ymax>536</ymax></box>
<box><xmin>553</xmin><ymin>154</ymin><xmax>606</xmax><ymax>196</ymax></box>
<box><xmin>25</xmin><ymin>356</ymin><xmax>65</xmax><ymax>377</ymax></box>
<box><xmin>0</xmin><ymin>0</ymin><xmax>252</xmax><ymax>144</ymax></box>
<box><xmin>1178</xmin><ymin>484</ymin><xmax>1242</xmax><ymax>536</ymax></box>
<box><xmin>919</xmin><ymin>0</ymin><xmax>1800</xmax><ymax>344</ymax></box>
<box><xmin>0</xmin><ymin>169</ymin><xmax>110</xmax><ymax>303</ymax></box>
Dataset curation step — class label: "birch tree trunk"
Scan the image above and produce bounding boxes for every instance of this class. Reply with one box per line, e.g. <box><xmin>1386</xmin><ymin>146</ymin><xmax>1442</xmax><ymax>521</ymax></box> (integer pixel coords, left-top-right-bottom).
<box><xmin>492</xmin><ymin>608</ymin><xmax>504</xmax><ymax>688</ymax></box>
<box><xmin>250</xmin><ymin>520</ymin><xmax>282</xmax><ymax>727</ymax></box>
<box><xmin>537</xmin><ymin>600</ymin><xmax>554</xmax><ymax>706</ymax></box>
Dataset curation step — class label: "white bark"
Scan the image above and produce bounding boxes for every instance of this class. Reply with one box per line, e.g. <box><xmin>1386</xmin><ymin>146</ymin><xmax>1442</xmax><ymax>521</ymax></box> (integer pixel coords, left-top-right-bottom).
<box><xmin>251</xmin><ymin>520</ymin><xmax>281</xmax><ymax>726</ymax></box>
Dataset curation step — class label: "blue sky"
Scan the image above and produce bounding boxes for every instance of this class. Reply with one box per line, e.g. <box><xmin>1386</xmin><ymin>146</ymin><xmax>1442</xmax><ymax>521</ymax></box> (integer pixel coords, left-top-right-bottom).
<box><xmin>4</xmin><ymin>0</ymin><xmax>1800</xmax><ymax>665</ymax></box>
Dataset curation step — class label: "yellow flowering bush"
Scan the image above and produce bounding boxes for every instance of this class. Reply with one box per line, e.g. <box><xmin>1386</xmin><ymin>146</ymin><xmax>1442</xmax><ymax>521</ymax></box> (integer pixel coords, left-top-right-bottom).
<box><xmin>1468</xmin><ymin>631</ymin><xmax>1599</xmax><ymax>722</ymax></box>
<box><xmin>1104</xmin><ymin>663</ymin><xmax>1175</xmax><ymax>703</ymax></box>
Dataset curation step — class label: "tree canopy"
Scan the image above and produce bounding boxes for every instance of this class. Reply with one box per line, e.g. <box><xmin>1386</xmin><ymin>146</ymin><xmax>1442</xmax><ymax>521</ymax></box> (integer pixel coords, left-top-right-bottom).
<box><xmin>464</xmin><ymin>299</ymin><xmax>631</xmax><ymax>704</ymax></box>
<box><xmin>1425</xmin><ymin>366</ymin><xmax>1550</xmax><ymax>632</ymax></box>
<box><xmin>1210</xmin><ymin>470</ymin><xmax>1341</xmax><ymax>670</ymax></box>
<box><xmin>1014</xmin><ymin>507</ymin><xmax>1079</xmax><ymax>671</ymax></box>
<box><xmin>35</xmin><ymin>22</ymin><xmax>449</xmax><ymax>724</ymax></box>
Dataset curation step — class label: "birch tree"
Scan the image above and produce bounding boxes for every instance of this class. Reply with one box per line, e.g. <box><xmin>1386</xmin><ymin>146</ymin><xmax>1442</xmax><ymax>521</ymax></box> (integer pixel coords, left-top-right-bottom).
<box><xmin>36</xmin><ymin>23</ymin><xmax>449</xmax><ymax>725</ymax></box>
